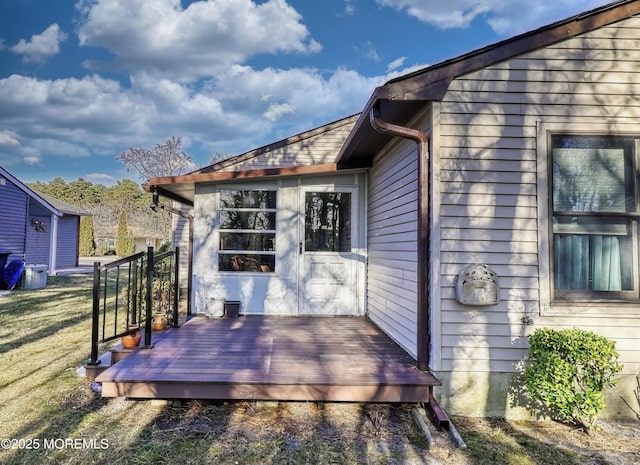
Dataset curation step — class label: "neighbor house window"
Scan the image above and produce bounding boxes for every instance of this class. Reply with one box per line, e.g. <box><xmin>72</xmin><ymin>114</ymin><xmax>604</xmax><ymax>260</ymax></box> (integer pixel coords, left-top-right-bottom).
<box><xmin>218</xmin><ymin>190</ymin><xmax>276</xmax><ymax>272</ymax></box>
<box><xmin>551</xmin><ymin>135</ymin><xmax>638</xmax><ymax>300</ymax></box>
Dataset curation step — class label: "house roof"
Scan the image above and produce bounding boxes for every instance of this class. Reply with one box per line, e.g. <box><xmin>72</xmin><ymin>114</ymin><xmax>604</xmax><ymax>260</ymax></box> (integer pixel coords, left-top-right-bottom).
<box><xmin>144</xmin><ymin>114</ymin><xmax>360</xmax><ymax>204</ymax></box>
<box><xmin>337</xmin><ymin>0</ymin><xmax>640</xmax><ymax>167</ymax></box>
<box><xmin>0</xmin><ymin>166</ymin><xmax>90</xmax><ymax>217</ymax></box>
<box><xmin>37</xmin><ymin>192</ymin><xmax>91</xmax><ymax>216</ymax></box>
<box><xmin>0</xmin><ymin>166</ymin><xmax>58</xmax><ymax>216</ymax></box>
<box><xmin>145</xmin><ymin>0</ymin><xmax>640</xmax><ymax>205</ymax></box>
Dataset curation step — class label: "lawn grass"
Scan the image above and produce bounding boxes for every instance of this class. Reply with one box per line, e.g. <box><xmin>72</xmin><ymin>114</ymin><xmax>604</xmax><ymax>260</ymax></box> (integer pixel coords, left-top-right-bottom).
<box><xmin>0</xmin><ymin>274</ymin><xmax>637</xmax><ymax>465</ymax></box>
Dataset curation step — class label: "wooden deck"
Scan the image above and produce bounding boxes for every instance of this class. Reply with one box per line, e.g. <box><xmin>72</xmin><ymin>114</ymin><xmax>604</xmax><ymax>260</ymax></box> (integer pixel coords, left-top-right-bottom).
<box><xmin>95</xmin><ymin>316</ymin><xmax>441</xmax><ymax>403</ymax></box>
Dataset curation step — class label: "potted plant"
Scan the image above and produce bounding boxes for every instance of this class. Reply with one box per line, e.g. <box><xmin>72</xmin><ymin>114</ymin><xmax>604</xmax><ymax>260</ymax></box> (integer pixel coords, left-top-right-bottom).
<box><xmin>121</xmin><ymin>324</ymin><xmax>141</xmax><ymax>349</ymax></box>
<box><xmin>151</xmin><ymin>312</ymin><xmax>168</xmax><ymax>331</ymax></box>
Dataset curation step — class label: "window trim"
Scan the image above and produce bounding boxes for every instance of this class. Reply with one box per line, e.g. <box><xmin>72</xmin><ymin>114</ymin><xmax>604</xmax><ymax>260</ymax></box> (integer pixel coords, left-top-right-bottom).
<box><xmin>537</xmin><ymin>120</ymin><xmax>640</xmax><ymax>316</ymax></box>
<box><xmin>550</xmin><ymin>134</ymin><xmax>639</xmax><ymax>300</ymax></box>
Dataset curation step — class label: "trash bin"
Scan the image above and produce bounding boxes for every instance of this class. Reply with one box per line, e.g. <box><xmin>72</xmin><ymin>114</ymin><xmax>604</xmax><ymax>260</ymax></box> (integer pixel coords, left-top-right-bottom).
<box><xmin>0</xmin><ymin>250</ymin><xmax>11</xmax><ymax>272</ymax></box>
<box><xmin>23</xmin><ymin>264</ymin><xmax>48</xmax><ymax>289</ymax></box>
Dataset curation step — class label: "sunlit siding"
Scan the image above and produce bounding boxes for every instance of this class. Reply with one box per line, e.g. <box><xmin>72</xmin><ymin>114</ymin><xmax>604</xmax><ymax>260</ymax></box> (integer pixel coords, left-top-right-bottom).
<box><xmin>217</xmin><ymin>116</ymin><xmax>357</xmax><ymax>171</ymax></box>
<box><xmin>436</xmin><ymin>15</ymin><xmax>640</xmax><ymax>373</ymax></box>
<box><xmin>367</xmin><ymin>138</ymin><xmax>420</xmax><ymax>358</ymax></box>
<box><xmin>172</xmin><ymin>204</ymin><xmax>192</xmax><ymax>290</ymax></box>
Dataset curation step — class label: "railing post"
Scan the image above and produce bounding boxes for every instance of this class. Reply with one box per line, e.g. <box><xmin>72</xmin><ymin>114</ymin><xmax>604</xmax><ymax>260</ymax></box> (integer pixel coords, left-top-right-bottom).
<box><xmin>88</xmin><ymin>262</ymin><xmax>101</xmax><ymax>365</ymax></box>
<box><xmin>144</xmin><ymin>246</ymin><xmax>153</xmax><ymax>347</ymax></box>
<box><xmin>131</xmin><ymin>257</ymin><xmax>139</xmax><ymax>325</ymax></box>
<box><xmin>173</xmin><ymin>247</ymin><xmax>180</xmax><ymax>327</ymax></box>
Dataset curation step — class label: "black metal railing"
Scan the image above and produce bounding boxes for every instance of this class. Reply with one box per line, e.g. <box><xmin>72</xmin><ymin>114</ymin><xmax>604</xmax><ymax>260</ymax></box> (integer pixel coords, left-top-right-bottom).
<box><xmin>88</xmin><ymin>246</ymin><xmax>180</xmax><ymax>365</ymax></box>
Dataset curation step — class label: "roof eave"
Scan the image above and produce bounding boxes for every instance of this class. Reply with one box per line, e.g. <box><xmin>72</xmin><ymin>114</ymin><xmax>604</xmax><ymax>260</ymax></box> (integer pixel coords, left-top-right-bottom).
<box><xmin>145</xmin><ymin>163</ymin><xmax>343</xmax><ymax>205</ymax></box>
<box><xmin>337</xmin><ymin>0</ymin><xmax>640</xmax><ymax>165</ymax></box>
<box><xmin>0</xmin><ymin>166</ymin><xmax>62</xmax><ymax>216</ymax></box>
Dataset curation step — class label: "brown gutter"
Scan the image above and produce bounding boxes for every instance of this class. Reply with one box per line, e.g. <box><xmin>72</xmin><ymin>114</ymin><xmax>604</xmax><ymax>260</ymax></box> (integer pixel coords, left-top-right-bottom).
<box><xmin>369</xmin><ymin>106</ymin><xmax>431</xmax><ymax>372</ymax></box>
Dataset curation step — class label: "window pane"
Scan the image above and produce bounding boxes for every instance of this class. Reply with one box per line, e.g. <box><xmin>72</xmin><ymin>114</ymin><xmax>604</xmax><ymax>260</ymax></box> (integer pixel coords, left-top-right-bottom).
<box><xmin>220</xmin><ymin>190</ymin><xmax>277</xmax><ymax>209</ymax></box>
<box><xmin>219</xmin><ymin>232</ymin><xmax>275</xmax><ymax>251</ymax></box>
<box><xmin>553</xmin><ymin>217</ymin><xmax>633</xmax><ymax>291</ymax></box>
<box><xmin>218</xmin><ymin>254</ymin><xmax>275</xmax><ymax>272</ymax></box>
<box><xmin>552</xmin><ymin>136</ymin><xmax>634</xmax><ymax>212</ymax></box>
<box><xmin>305</xmin><ymin>192</ymin><xmax>352</xmax><ymax>252</ymax></box>
<box><xmin>219</xmin><ymin>211</ymin><xmax>276</xmax><ymax>230</ymax></box>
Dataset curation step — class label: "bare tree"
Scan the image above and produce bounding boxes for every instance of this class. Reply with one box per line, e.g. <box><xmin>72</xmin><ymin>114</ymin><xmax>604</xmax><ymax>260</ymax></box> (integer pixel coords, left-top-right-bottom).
<box><xmin>118</xmin><ymin>136</ymin><xmax>194</xmax><ymax>180</ymax></box>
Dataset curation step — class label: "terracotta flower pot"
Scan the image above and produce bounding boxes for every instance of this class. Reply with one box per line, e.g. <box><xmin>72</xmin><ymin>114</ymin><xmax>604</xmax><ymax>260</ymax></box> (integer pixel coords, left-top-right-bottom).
<box><xmin>122</xmin><ymin>326</ymin><xmax>141</xmax><ymax>349</ymax></box>
<box><xmin>152</xmin><ymin>313</ymin><xmax>168</xmax><ymax>331</ymax></box>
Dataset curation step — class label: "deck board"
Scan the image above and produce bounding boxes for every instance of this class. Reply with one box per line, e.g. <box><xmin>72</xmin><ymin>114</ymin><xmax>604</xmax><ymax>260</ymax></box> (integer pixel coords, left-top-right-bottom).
<box><xmin>96</xmin><ymin>315</ymin><xmax>440</xmax><ymax>402</ymax></box>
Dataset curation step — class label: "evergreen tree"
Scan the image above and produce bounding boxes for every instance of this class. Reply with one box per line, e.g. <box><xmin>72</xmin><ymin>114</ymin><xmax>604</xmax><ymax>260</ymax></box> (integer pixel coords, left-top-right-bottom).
<box><xmin>79</xmin><ymin>216</ymin><xmax>96</xmax><ymax>256</ymax></box>
<box><xmin>116</xmin><ymin>211</ymin><xmax>135</xmax><ymax>256</ymax></box>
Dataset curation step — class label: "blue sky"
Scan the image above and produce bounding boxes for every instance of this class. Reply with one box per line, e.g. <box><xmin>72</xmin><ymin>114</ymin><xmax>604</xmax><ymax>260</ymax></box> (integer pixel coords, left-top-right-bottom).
<box><xmin>0</xmin><ymin>0</ymin><xmax>609</xmax><ymax>185</ymax></box>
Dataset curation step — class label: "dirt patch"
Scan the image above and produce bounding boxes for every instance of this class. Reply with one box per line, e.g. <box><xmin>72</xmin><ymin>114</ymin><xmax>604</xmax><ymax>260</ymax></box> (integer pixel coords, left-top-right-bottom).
<box><xmin>453</xmin><ymin>416</ymin><xmax>640</xmax><ymax>465</ymax></box>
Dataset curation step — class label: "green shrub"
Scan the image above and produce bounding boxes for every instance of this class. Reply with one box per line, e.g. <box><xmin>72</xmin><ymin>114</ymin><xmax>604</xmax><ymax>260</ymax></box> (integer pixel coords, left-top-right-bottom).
<box><xmin>79</xmin><ymin>216</ymin><xmax>96</xmax><ymax>256</ymax></box>
<box><xmin>524</xmin><ymin>328</ymin><xmax>622</xmax><ymax>430</ymax></box>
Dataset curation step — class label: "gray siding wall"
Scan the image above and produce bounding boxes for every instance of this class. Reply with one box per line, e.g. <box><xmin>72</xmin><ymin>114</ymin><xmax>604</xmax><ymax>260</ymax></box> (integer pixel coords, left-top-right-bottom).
<box><xmin>435</xmin><ymin>15</ymin><xmax>640</xmax><ymax>375</ymax></box>
<box><xmin>0</xmin><ymin>176</ymin><xmax>28</xmax><ymax>262</ymax></box>
<box><xmin>56</xmin><ymin>215</ymin><xmax>79</xmax><ymax>267</ymax></box>
<box><xmin>367</xmin><ymin>138</ymin><xmax>420</xmax><ymax>358</ymax></box>
<box><xmin>172</xmin><ymin>204</ymin><xmax>192</xmax><ymax>289</ymax></box>
<box><xmin>25</xmin><ymin>215</ymin><xmax>51</xmax><ymax>265</ymax></box>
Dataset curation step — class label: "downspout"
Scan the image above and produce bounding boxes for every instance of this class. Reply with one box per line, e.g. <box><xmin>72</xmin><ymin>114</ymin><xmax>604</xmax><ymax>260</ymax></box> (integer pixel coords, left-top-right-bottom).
<box><xmin>151</xmin><ymin>190</ymin><xmax>194</xmax><ymax>316</ymax></box>
<box><xmin>369</xmin><ymin>106</ymin><xmax>431</xmax><ymax>372</ymax></box>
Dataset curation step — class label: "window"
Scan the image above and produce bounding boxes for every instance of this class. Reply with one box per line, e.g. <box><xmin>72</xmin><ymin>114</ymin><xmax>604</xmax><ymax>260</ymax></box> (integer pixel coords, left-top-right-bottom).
<box><xmin>551</xmin><ymin>135</ymin><xmax>638</xmax><ymax>299</ymax></box>
<box><xmin>304</xmin><ymin>192</ymin><xmax>352</xmax><ymax>252</ymax></box>
<box><xmin>218</xmin><ymin>190</ymin><xmax>276</xmax><ymax>272</ymax></box>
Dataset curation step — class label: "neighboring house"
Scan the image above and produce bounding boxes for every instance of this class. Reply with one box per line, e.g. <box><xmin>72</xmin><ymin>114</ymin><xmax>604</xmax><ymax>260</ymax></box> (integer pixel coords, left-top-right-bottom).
<box><xmin>146</xmin><ymin>0</ymin><xmax>640</xmax><ymax>419</ymax></box>
<box><xmin>95</xmin><ymin>226</ymin><xmax>165</xmax><ymax>255</ymax></box>
<box><xmin>0</xmin><ymin>166</ymin><xmax>89</xmax><ymax>275</ymax></box>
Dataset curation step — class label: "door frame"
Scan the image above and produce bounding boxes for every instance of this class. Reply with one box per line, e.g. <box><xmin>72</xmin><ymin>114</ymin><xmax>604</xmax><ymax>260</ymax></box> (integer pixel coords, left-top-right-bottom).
<box><xmin>297</xmin><ymin>185</ymin><xmax>361</xmax><ymax>315</ymax></box>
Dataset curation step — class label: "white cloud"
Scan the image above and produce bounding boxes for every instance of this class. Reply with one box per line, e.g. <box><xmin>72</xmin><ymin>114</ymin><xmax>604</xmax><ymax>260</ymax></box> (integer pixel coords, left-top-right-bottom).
<box><xmin>386</xmin><ymin>56</ymin><xmax>406</xmax><ymax>72</ymax></box>
<box><xmin>0</xmin><ymin>130</ymin><xmax>20</xmax><ymax>146</ymax></box>
<box><xmin>0</xmin><ymin>62</ymin><xmax>398</xmax><ymax>169</ymax></box>
<box><xmin>361</xmin><ymin>41</ymin><xmax>381</xmax><ymax>62</ymax></box>
<box><xmin>85</xmin><ymin>172</ymin><xmax>116</xmax><ymax>183</ymax></box>
<box><xmin>24</xmin><ymin>156</ymin><xmax>42</xmax><ymax>166</ymax></box>
<box><xmin>344</xmin><ymin>0</ymin><xmax>356</xmax><ymax>16</ymax></box>
<box><xmin>375</xmin><ymin>0</ymin><xmax>611</xmax><ymax>35</ymax></box>
<box><xmin>263</xmin><ymin>102</ymin><xmax>296</xmax><ymax>122</ymax></box>
<box><xmin>10</xmin><ymin>24</ymin><xmax>67</xmax><ymax>64</ymax></box>
<box><xmin>76</xmin><ymin>0</ymin><xmax>321</xmax><ymax>81</ymax></box>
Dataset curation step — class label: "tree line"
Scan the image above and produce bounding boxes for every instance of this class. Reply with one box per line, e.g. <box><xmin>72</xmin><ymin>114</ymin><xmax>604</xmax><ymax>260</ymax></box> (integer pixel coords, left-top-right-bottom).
<box><xmin>28</xmin><ymin>177</ymin><xmax>172</xmax><ymax>256</ymax></box>
<box><xmin>28</xmin><ymin>136</ymin><xmax>229</xmax><ymax>257</ymax></box>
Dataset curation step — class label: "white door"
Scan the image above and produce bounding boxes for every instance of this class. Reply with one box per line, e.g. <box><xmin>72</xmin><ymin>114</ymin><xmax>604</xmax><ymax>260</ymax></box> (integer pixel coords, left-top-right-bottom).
<box><xmin>299</xmin><ymin>188</ymin><xmax>359</xmax><ymax>315</ymax></box>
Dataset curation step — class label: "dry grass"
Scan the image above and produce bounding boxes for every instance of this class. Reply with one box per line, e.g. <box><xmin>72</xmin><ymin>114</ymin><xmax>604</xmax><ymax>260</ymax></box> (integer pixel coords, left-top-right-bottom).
<box><xmin>0</xmin><ymin>274</ymin><xmax>639</xmax><ymax>465</ymax></box>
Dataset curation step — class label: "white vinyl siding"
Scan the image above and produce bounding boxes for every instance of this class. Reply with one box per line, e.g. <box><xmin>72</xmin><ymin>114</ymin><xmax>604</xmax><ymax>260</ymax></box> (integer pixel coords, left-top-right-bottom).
<box><xmin>367</xmin><ymin>138</ymin><xmax>419</xmax><ymax>358</ymax></box>
<box><xmin>217</xmin><ymin>116</ymin><xmax>357</xmax><ymax>172</ymax></box>
<box><xmin>435</xmin><ymin>15</ymin><xmax>640</xmax><ymax>374</ymax></box>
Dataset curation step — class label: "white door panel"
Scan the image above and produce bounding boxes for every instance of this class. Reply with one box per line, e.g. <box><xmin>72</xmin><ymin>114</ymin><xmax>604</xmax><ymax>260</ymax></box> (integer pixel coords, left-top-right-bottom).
<box><xmin>299</xmin><ymin>189</ymin><xmax>359</xmax><ymax>315</ymax></box>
